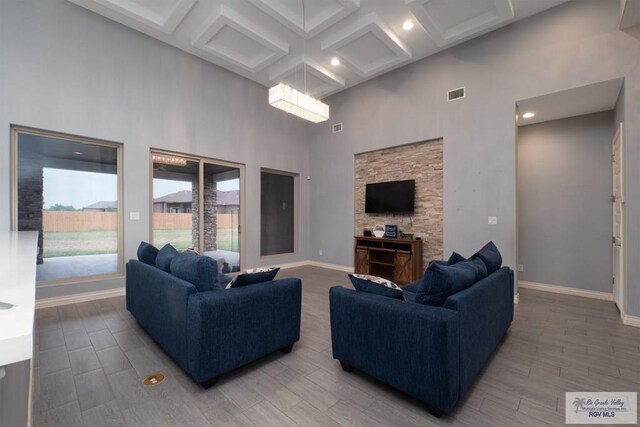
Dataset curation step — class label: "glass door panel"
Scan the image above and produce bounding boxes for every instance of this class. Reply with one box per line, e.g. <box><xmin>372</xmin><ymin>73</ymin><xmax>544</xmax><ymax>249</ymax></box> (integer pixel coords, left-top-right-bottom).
<box><xmin>152</xmin><ymin>156</ymin><xmax>199</xmax><ymax>250</ymax></box>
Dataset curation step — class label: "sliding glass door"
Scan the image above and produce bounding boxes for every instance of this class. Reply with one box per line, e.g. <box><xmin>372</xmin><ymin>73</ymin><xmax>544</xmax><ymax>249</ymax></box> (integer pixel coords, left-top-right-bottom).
<box><xmin>151</xmin><ymin>151</ymin><xmax>243</xmax><ymax>272</ymax></box>
<box><xmin>12</xmin><ymin>126</ymin><xmax>123</xmax><ymax>284</ymax></box>
<box><xmin>151</xmin><ymin>155</ymin><xmax>199</xmax><ymax>250</ymax></box>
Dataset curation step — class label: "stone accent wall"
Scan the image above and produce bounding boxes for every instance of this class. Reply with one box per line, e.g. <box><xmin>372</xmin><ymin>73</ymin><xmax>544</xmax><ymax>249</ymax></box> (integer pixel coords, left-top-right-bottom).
<box><xmin>18</xmin><ymin>150</ymin><xmax>44</xmax><ymax>263</ymax></box>
<box><xmin>192</xmin><ymin>176</ymin><xmax>218</xmax><ymax>251</ymax></box>
<box><xmin>355</xmin><ymin>139</ymin><xmax>443</xmax><ymax>268</ymax></box>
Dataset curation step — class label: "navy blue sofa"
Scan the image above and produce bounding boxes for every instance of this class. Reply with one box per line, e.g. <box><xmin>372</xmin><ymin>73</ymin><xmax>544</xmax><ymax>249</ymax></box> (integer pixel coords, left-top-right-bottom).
<box><xmin>330</xmin><ymin>266</ymin><xmax>513</xmax><ymax>416</ymax></box>
<box><xmin>126</xmin><ymin>260</ymin><xmax>302</xmax><ymax>387</ymax></box>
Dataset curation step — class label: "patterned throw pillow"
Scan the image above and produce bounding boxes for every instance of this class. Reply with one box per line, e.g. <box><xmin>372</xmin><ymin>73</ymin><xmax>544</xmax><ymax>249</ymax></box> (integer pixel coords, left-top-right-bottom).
<box><xmin>348</xmin><ymin>274</ymin><xmax>405</xmax><ymax>300</ymax></box>
<box><xmin>226</xmin><ymin>267</ymin><xmax>280</xmax><ymax>289</ymax></box>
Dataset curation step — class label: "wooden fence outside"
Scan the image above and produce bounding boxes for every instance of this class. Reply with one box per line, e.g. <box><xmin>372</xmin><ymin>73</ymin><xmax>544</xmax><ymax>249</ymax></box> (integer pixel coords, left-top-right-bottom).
<box><xmin>43</xmin><ymin>211</ymin><xmax>238</xmax><ymax>232</ymax></box>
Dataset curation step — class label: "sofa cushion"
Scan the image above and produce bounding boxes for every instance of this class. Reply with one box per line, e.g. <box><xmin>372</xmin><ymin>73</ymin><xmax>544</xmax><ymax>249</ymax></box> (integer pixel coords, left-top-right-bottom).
<box><xmin>466</xmin><ymin>256</ymin><xmax>489</xmax><ymax>282</ymax></box>
<box><xmin>170</xmin><ymin>252</ymin><xmax>219</xmax><ymax>292</ymax></box>
<box><xmin>155</xmin><ymin>244</ymin><xmax>178</xmax><ymax>273</ymax></box>
<box><xmin>226</xmin><ymin>267</ymin><xmax>280</xmax><ymax>289</ymax></box>
<box><xmin>474</xmin><ymin>241</ymin><xmax>502</xmax><ymax>275</ymax></box>
<box><xmin>415</xmin><ymin>261</ymin><xmax>478</xmax><ymax>306</ymax></box>
<box><xmin>137</xmin><ymin>242</ymin><xmax>159</xmax><ymax>267</ymax></box>
<box><xmin>348</xmin><ymin>274</ymin><xmax>404</xmax><ymax>300</ymax></box>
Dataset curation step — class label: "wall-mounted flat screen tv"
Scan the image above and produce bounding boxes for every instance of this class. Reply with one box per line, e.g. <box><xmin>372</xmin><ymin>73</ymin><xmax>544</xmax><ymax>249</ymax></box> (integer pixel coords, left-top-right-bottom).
<box><xmin>365</xmin><ymin>179</ymin><xmax>415</xmax><ymax>214</ymax></box>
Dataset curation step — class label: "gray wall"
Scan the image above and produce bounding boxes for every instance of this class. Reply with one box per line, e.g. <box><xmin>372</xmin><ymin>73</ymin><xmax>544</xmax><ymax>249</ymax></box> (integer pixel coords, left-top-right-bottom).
<box><xmin>308</xmin><ymin>0</ymin><xmax>640</xmax><ymax>317</ymax></box>
<box><xmin>517</xmin><ymin>112</ymin><xmax>614</xmax><ymax>292</ymax></box>
<box><xmin>0</xmin><ymin>0</ymin><xmax>313</xmax><ymax>299</ymax></box>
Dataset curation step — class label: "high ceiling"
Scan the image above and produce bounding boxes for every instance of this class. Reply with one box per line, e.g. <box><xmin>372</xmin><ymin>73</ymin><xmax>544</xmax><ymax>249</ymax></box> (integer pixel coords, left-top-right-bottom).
<box><xmin>67</xmin><ymin>0</ymin><xmax>569</xmax><ymax>98</ymax></box>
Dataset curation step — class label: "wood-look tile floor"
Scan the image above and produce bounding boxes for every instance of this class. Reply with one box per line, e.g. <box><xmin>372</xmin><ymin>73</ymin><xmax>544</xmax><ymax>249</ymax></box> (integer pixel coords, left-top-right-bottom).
<box><xmin>33</xmin><ymin>266</ymin><xmax>640</xmax><ymax>426</ymax></box>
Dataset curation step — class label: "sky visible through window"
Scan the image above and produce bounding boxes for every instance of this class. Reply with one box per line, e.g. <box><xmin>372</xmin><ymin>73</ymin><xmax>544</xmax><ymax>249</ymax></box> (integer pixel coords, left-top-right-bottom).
<box><xmin>43</xmin><ymin>168</ymin><xmax>117</xmax><ymax>210</ymax></box>
<box><xmin>43</xmin><ymin>168</ymin><xmax>240</xmax><ymax>210</ymax></box>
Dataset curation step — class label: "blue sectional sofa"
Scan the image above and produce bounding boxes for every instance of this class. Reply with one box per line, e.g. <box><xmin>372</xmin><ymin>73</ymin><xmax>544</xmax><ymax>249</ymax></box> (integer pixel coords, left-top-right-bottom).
<box><xmin>329</xmin><ymin>247</ymin><xmax>513</xmax><ymax>417</ymax></box>
<box><xmin>126</xmin><ymin>259</ymin><xmax>302</xmax><ymax>387</ymax></box>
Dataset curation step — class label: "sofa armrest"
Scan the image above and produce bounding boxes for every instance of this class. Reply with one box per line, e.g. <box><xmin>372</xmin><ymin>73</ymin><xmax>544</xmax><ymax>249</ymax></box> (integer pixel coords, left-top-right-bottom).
<box><xmin>329</xmin><ymin>286</ymin><xmax>460</xmax><ymax>412</ymax></box>
<box><xmin>126</xmin><ymin>260</ymin><xmax>197</xmax><ymax>366</ymax></box>
<box><xmin>443</xmin><ymin>267</ymin><xmax>514</xmax><ymax>396</ymax></box>
<box><xmin>186</xmin><ymin>278</ymin><xmax>301</xmax><ymax>382</ymax></box>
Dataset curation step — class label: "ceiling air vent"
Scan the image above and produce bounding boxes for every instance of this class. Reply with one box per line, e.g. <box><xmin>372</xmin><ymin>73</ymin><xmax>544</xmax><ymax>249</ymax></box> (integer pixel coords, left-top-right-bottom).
<box><xmin>332</xmin><ymin>123</ymin><xmax>343</xmax><ymax>133</ymax></box>
<box><xmin>447</xmin><ymin>87</ymin><xmax>465</xmax><ymax>102</ymax></box>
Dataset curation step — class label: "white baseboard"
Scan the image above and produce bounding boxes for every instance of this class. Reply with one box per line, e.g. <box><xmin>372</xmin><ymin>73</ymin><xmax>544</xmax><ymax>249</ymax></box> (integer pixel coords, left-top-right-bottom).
<box><xmin>36</xmin><ymin>288</ymin><xmax>125</xmax><ymax>309</ymax></box>
<box><xmin>260</xmin><ymin>260</ymin><xmax>353</xmax><ymax>273</ymax></box>
<box><xmin>518</xmin><ymin>281</ymin><xmax>613</xmax><ymax>301</ymax></box>
<box><xmin>273</xmin><ymin>261</ymin><xmax>311</xmax><ymax>270</ymax></box>
<box><xmin>622</xmin><ymin>314</ymin><xmax>640</xmax><ymax>328</ymax></box>
<box><xmin>306</xmin><ymin>260</ymin><xmax>354</xmax><ymax>273</ymax></box>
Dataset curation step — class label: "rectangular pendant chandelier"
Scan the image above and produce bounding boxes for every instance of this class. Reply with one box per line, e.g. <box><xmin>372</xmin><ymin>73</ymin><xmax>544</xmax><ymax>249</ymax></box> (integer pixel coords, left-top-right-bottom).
<box><xmin>269</xmin><ymin>83</ymin><xmax>329</xmax><ymax>123</ymax></box>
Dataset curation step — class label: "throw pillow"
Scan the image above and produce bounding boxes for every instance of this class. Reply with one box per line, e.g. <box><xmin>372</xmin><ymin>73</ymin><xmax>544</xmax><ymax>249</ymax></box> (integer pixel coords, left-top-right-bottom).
<box><xmin>155</xmin><ymin>244</ymin><xmax>178</xmax><ymax>273</ymax></box>
<box><xmin>137</xmin><ymin>242</ymin><xmax>159</xmax><ymax>267</ymax></box>
<box><xmin>348</xmin><ymin>274</ymin><xmax>404</xmax><ymax>300</ymax></box>
<box><xmin>170</xmin><ymin>252</ymin><xmax>219</xmax><ymax>292</ymax></box>
<box><xmin>447</xmin><ymin>251</ymin><xmax>466</xmax><ymax>265</ymax></box>
<box><xmin>427</xmin><ymin>251</ymin><xmax>466</xmax><ymax>268</ymax></box>
<box><xmin>226</xmin><ymin>267</ymin><xmax>280</xmax><ymax>289</ymax></box>
<box><xmin>474</xmin><ymin>241</ymin><xmax>502</xmax><ymax>275</ymax></box>
<box><xmin>415</xmin><ymin>261</ymin><xmax>478</xmax><ymax>306</ymax></box>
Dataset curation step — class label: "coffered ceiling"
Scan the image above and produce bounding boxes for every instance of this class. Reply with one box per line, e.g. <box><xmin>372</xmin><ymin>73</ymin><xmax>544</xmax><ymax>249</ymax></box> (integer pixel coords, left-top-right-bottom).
<box><xmin>67</xmin><ymin>0</ymin><xmax>569</xmax><ymax>98</ymax></box>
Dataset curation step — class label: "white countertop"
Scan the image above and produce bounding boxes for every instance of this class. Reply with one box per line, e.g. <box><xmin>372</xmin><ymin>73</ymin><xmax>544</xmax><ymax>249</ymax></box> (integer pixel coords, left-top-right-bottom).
<box><xmin>0</xmin><ymin>231</ymin><xmax>38</xmax><ymax>366</ymax></box>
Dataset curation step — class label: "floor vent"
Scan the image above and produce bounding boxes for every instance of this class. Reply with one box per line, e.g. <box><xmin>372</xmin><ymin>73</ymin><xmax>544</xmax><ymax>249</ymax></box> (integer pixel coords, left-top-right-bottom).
<box><xmin>332</xmin><ymin>123</ymin><xmax>343</xmax><ymax>133</ymax></box>
<box><xmin>447</xmin><ymin>87</ymin><xmax>465</xmax><ymax>102</ymax></box>
<box><xmin>142</xmin><ymin>373</ymin><xmax>165</xmax><ymax>387</ymax></box>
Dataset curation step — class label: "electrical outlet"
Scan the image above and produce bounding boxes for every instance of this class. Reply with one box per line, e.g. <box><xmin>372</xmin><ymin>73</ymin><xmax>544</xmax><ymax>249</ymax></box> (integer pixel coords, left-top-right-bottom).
<box><xmin>488</xmin><ymin>216</ymin><xmax>498</xmax><ymax>225</ymax></box>
<box><xmin>517</xmin><ymin>264</ymin><xmax>524</xmax><ymax>272</ymax></box>
<box><xmin>319</xmin><ymin>249</ymin><xmax>323</xmax><ymax>256</ymax></box>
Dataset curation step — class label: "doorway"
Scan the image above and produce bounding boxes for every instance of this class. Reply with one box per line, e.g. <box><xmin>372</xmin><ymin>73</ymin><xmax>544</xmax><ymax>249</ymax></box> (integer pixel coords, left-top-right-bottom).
<box><xmin>515</xmin><ymin>79</ymin><xmax>625</xmax><ymax>313</ymax></box>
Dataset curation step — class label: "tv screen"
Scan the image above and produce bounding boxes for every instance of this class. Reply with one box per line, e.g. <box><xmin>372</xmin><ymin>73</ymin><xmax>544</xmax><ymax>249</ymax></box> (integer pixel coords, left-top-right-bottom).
<box><xmin>365</xmin><ymin>180</ymin><xmax>415</xmax><ymax>214</ymax></box>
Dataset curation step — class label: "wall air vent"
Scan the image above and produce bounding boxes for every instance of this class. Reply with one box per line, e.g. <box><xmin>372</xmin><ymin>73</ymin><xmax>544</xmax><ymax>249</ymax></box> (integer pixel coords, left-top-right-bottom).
<box><xmin>332</xmin><ymin>123</ymin><xmax>343</xmax><ymax>133</ymax></box>
<box><xmin>447</xmin><ymin>87</ymin><xmax>465</xmax><ymax>102</ymax></box>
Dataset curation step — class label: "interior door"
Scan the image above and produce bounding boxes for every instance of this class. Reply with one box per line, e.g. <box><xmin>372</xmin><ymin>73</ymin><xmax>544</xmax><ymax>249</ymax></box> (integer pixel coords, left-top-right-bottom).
<box><xmin>612</xmin><ymin>122</ymin><xmax>624</xmax><ymax>314</ymax></box>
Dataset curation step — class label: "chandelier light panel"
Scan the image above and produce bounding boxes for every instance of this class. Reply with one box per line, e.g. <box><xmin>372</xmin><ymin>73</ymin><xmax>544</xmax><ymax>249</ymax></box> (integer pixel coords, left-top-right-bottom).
<box><xmin>269</xmin><ymin>83</ymin><xmax>330</xmax><ymax>123</ymax></box>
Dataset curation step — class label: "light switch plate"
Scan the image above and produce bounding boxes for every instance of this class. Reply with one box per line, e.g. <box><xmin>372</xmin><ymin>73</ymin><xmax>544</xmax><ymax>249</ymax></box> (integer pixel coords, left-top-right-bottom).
<box><xmin>488</xmin><ymin>216</ymin><xmax>498</xmax><ymax>225</ymax></box>
<box><xmin>517</xmin><ymin>264</ymin><xmax>524</xmax><ymax>272</ymax></box>
<box><xmin>129</xmin><ymin>212</ymin><xmax>140</xmax><ymax>221</ymax></box>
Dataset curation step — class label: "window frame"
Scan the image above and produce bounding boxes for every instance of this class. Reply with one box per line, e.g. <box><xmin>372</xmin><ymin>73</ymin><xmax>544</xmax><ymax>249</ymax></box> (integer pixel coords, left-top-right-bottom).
<box><xmin>10</xmin><ymin>125</ymin><xmax>124</xmax><ymax>286</ymax></box>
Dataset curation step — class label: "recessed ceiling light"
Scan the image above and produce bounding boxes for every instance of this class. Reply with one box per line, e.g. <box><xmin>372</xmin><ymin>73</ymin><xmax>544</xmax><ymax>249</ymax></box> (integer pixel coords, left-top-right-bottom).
<box><xmin>73</xmin><ymin>151</ymin><xmax>83</xmax><ymax>155</ymax></box>
<box><xmin>330</xmin><ymin>57</ymin><xmax>340</xmax><ymax>66</ymax></box>
<box><xmin>522</xmin><ymin>112</ymin><xmax>535</xmax><ymax>119</ymax></box>
<box><xmin>403</xmin><ymin>20</ymin><xmax>414</xmax><ymax>31</ymax></box>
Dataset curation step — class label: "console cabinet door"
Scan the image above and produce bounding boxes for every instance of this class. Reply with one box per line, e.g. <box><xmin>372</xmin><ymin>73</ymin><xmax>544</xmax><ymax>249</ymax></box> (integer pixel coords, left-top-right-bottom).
<box><xmin>395</xmin><ymin>252</ymin><xmax>412</xmax><ymax>283</ymax></box>
<box><xmin>355</xmin><ymin>247</ymin><xmax>369</xmax><ymax>274</ymax></box>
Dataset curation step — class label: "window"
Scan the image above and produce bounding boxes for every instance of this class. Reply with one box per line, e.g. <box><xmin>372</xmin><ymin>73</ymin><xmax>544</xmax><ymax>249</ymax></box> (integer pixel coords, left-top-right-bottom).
<box><xmin>12</xmin><ymin>126</ymin><xmax>123</xmax><ymax>284</ymax></box>
<box><xmin>151</xmin><ymin>151</ymin><xmax>243</xmax><ymax>273</ymax></box>
<box><xmin>261</xmin><ymin>170</ymin><xmax>296</xmax><ymax>256</ymax></box>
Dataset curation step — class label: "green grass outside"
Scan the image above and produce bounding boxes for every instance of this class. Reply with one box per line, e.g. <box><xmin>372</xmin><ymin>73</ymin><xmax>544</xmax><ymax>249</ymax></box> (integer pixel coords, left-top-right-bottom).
<box><xmin>44</xmin><ymin>228</ymin><xmax>239</xmax><ymax>257</ymax></box>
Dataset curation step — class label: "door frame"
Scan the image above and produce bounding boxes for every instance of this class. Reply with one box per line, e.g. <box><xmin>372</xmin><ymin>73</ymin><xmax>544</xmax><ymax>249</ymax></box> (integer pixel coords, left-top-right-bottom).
<box><xmin>612</xmin><ymin>122</ymin><xmax>625</xmax><ymax>317</ymax></box>
<box><xmin>149</xmin><ymin>149</ymin><xmax>246</xmax><ymax>271</ymax></box>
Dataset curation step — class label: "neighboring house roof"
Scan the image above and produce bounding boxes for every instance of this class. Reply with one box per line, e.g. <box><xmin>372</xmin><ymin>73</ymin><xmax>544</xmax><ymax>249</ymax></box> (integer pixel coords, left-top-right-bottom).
<box><xmin>153</xmin><ymin>190</ymin><xmax>192</xmax><ymax>204</ymax></box>
<box><xmin>153</xmin><ymin>189</ymin><xmax>239</xmax><ymax>206</ymax></box>
<box><xmin>217</xmin><ymin>190</ymin><xmax>239</xmax><ymax>206</ymax></box>
<box><xmin>83</xmin><ymin>201</ymin><xmax>117</xmax><ymax>210</ymax></box>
